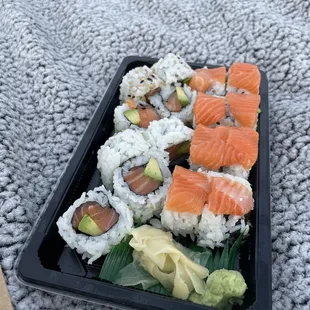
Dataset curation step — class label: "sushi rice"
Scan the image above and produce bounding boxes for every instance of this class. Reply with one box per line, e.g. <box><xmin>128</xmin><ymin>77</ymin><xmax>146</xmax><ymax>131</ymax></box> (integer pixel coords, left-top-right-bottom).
<box><xmin>197</xmin><ymin>206</ymin><xmax>249</xmax><ymax>249</ymax></box>
<box><xmin>113</xmin><ymin>150</ymin><xmax>172</xmax><ymax>222</ymax></box>
<box><xmin>56</xmin><ymin>186</ymin><xmax>133</xmax><ymax>264</ymax></box>
<box><xmin>143</xmin><ymin>117</ymin><xmax>193</xmax><ymax>152</ymax></box>
<box><xmin>151</xmin><ymin>53</ymin><xmax>194</xmax><ymax>84</ymax></box>
<box><xmin>97</xmin><ymin>129</ymin><xmax>150</xmax><ymax>190</ymax></box>
<box><xmin>119</xmin><ymin>66</ymin><xmax>162</xmax><ymax>103</ymax></box>
<box><xmin>149</xmin><ymin>84</ymin><xmax>197</xmax><ymax>125</ymax></box>
<box><xmin>161</xmin><ymin>209</ymin><xmax>199</xmax><ymax>239</ymax></box>
<box><xmin>197</xmin><ymin>171</ymin><xmax>252</xmax><ymax>248</ymax></box>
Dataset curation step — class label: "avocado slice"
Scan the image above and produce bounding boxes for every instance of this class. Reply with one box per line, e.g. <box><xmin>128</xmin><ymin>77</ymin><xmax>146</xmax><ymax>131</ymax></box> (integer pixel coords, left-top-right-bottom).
<box><xmin>176</xmin><ymin>86</ymin><xmax>189</xmax><ymax>107</ymax></box>
<box><xmin>183</xmin><ymin>77</ymin><xmax>192</xmax><ymax>85</ymax></box>
<box><xmin>78</xmin><ymin>214</ymin><xmax>104</xmax><ymax>236</ymax></box>
<box><xmin>123</xmin><ymin>109</ymin><xmax>140</xmax><ymax>125</ymax></box>
<box><xmin>177</xmin><ymin>141</ymin><xmax>191</xmax><ymax>155</ymax></box>
<box><xmin>144</xmin><ymin>158</ymin><xmax>163</xmax><ymax>182</ymax></box>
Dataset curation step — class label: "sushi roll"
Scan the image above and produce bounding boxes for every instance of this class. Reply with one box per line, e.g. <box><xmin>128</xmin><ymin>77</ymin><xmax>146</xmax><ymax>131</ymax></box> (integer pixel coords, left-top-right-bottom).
<box><xmin>151</xmin><ymin>53</ymin><xmax>194</xmax><ymax>85</ymax></box>
<box><xmin>56</xmin><ymin>186</ymin><xmax>133</xmax><ymax>264</ymax></box>
<box><xmin>189</xmin><ymin>67</ymin><xmax>226</xmax><ymax>96</ymax></box>
<box><xmin>149</xmin><ymin>84</ymin><xmax>197</xmax><ymax>125</ymax></box>
<box><xmin>161</xmin><ymin>166</ymin><xmax>209</xmax><ymax>237</ymax></box>
<box><xmin>143</xmin><ymin>117</ymin><xmax>193</xmax><ymax>162</ymax></box>
<box><xmin>224</xmin><ymin>93</ymin><xmax>261</xmax><ymax>129</ymax></box>
<box><xmin>119</xmin><ymin>66</ymin><xmax>162</xmax><ymax>103</ymax></box>
<box><xmin>113</xmin><ymin>150</ymin><xmax>172</xmax><ymax>222</ymax></box>
<box><xmin>193</xmin><ymin>92</ymin><xmax>226</xmax><ymax>128</ymax></box>
<box><xmin>227</xmin><ymin>63</ymin><xmax>261</xmax><ymax>95</ymax></box>
<box><xmin>114</xmin><ymin>100</ymin><xmax>161</xmax><ymax>132</ymax></box>
<box><xmin>97</xmin><ymin>129</ymin><xmax>151</xmax><ymax>190</ymax></box>
<box><xmin>193</xmin><ymin>92</ymin><xmax>261</xmax><ymax>130</ymax></box>
<box><xmin>197</xmin><ymin>171</ymin><xmax>252</xmax><ymax>248</ymax></box>
<box><xmin>189</xmin><ymin>125</ymin><xmax>259</xmax><ymax>179</ymax></box>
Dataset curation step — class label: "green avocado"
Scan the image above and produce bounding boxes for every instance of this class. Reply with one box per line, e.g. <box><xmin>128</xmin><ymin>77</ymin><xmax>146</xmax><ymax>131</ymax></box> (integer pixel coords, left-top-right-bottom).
<box><xmin>177</xmin><ymin>141</ymin><xmax>191</xmax><ymax>155</ymax></box>
<box><xmin>78</xmin><ymin>214</ymin><xmax>104</xmax><ymax>236</ymax></box>
<box><xmin>176</xmin><ymin>86</ymin><xmax>189</xmax><ymax>107</ymax></box>
<box><xmin>144</xmin><ymin>158</ymin><xmax>163</xmax><ymax>182</ymax></box>
<box><xmin>123</xmin><ymin>109</ymin><xmax>140</xmax><ymax>125</ymax></box>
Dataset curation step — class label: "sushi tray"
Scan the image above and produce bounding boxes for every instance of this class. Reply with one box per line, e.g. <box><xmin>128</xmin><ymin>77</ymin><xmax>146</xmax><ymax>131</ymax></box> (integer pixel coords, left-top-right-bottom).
<box><xmin>17</xmin><ymin>55</ymin><xmax>271</xmax><ymax>310</ymax></box>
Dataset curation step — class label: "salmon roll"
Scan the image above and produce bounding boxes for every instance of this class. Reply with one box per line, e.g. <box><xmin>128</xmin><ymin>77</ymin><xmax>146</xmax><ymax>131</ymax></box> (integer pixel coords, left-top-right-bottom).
<box><xmin>151</xmin><ymin>53</ymin><xmax>194</xmax><ymax>85</ymax></box>
<box><xmin>143</xmin><ymin>117</ymin><xmax>193</xmax><ymax>162</ymax></box>
<box><xmin>56</xmin><ymin>186</ymin><xmax>133</xmax><ymax>264</ymax></box>
<box><xmin>119</xmin><ymin>66</ymin><xmax>162</xmax><ymax>103</ymax></box>
<box><xmin>193</xmin><ymin>92</ymin><xmax>226</xmax><ymax>128</ymax></box>
<box><xmin>189</xmin><ymin>125</ymin><xmax>259</xmax><ymax>179</ymax></box>
<box><xmin>114</xmin><ymin>100</ymin><xmax>161</xmax><ymax>132</ymax></box>
<box><xmin>113</xmin><ymin>150</ymin><xmax>172</xmax><ymax>223</ymax></box>
<box><xmin>224</xmin><ymin>93</ymin><xmax>261</xmax><ymax>129</ymax></box>
<box><xmin>97</xmin><ymin>129</ymin><xmax>151</xmax><ymax>190</ymax></box>
<box><xmin>197</xmin><ymin>171</ymin><xmax>251</xmax><ymax>249</ymax></box>
<box><xmin>161</xmin><ymin>166</ymin><xmax>209</xmax><ymax>237</ymax></box>
<box><xmin>227</xmin><ymin>62</ymin><xmax>261</xmax><ymax>95</ymax></box>
<box><xmin>149</xmin><ymin>84</ymin><xmax>197</xmax><ymax>125</ymax></box>
<box><xmin>189</xmin><ymin>67</ymin><xmax>226</xmax><ymax>96</ymax></box>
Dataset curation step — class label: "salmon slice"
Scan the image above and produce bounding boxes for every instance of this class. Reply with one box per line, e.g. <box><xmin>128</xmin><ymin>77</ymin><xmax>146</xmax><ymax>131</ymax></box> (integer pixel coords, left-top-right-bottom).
<box><xmin>226</xmin><ymin>93</ymin><xmax>261</xmax><ymax>128</ymax></box>
<box><xmin>189</xmin><ymin>67</ymin><xmax>226</xmax><ymax>93</ymax></box>
<box><xmin>227</xmin><ymin>63</ymin><xmax>261</xmax><ymax>95</ymax></box>
<box><xmin>71</xmin><ymin>201</ymin><xmax>119</xmax><ymax>232</ymax></box>
<box><xmin>145</xmin><ymin>87</ymin><xmax>161</xmax><ymax>103</ymax></box>
<box><xmin>138</xmin><ymin>105</ymin><xmax>161</xmax><ymax>128</ymax></box>
<box><xmin>165</xmin><ymin>91</ymin><xmax>182</xmax><ymax>112</ymax></box>
<box><xmin>190</xmin><ymin>125</ymin><xmax>228</xmax><ymax>170</ymax></box>
<box><xmin>208</xmin><ymin>175</ymin><xmax>254</xmax><ymax>216</ymax></box>
<box><xmin>123</xmin><ymin>166</ymin><xmax>162</xmax><ymax>195</ymax></box>
<box><xmin>165</xmin><ymin>166</ymin><xmax>209</xmax><ymax>214</ymax></box>
<box><xmin>194</xmin><ymin>92</ymin><xmax>226</xmax><ymax>126</ymax></box>
<box><xmin>223</xmin><ymin>127</ymin><xmax>259</xmax><ymax>170</ymax></box>
<box><xmin>190</xmin><ymin>125</ymin><xmax>259</xmax><ymax>170</ymax></box>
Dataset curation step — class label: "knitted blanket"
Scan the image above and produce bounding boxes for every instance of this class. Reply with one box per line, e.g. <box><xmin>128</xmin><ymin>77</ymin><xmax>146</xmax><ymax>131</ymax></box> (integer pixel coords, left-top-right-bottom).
<box><xmin>1</xmin><ymin>0</ymin><xmax>309</xmax><ymax>309</ymax></box>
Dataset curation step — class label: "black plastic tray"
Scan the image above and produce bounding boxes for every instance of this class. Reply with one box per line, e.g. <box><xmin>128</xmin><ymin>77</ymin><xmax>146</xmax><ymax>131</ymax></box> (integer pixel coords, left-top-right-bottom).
<box><xmin>16</xmin><ymin>56</ymin><xmax>271</xmax><ymax>310</ymax></box>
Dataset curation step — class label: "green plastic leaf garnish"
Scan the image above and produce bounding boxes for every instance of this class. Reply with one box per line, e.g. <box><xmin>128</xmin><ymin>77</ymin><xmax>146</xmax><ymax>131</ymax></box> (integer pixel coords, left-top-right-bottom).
<box><xmin>113</xmin><ymin>261</ymin><xmax>159</xmax><ymax>289</ymax></box>
<box><xmin>228</xmin><ymin>233</ymin><xmax>244</xmax><ymax>270</ymax></box>
<box><xmin>99</xmin><ymin>236</ymin><xmax>133</xmax><ymax>282</ymax></box>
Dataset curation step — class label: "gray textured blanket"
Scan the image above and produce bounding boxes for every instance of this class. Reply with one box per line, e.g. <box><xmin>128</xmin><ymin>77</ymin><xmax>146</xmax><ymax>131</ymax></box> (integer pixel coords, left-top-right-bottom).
<box><xmin>1</xmin><ymin>0</ymin><xmax>309</xmax><ymax>309</ymax></box>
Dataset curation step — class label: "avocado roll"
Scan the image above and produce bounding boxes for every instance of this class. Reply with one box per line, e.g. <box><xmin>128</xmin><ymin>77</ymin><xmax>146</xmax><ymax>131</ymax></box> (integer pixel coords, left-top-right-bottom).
<box><xmin>113</xmin><ymin>150</ymin><xmax>172</xmax><ymax>223</ymax></box>
<box><xmin>97</xmin><ymin>129</ymin><xmax>151</xmax><ymax>190</ymax></box>
<box><xmin>56</xmin><ymin>186</ymin><xmax>133</xmax><ymax>264</ymax></box>
<box><xmin>114</xmin><ymin>100</ymin><xmax>161</xmax><ymax>132</ymax></box>
<box><xmin>119</xmin><ymin>66</ymin><xmax>162</xmax><ymax>103</ymax></box>
<box><xmin>151</xmin><ymin>53</ymin><xmax>194</xmax><ymax>85</ymax></box>
<box><xmin>143</xmin><ymin>117</ymin><xmax>193</xmax><ymax>162</ymax></box>
<box><xmin>149</xmin><ymin>84</ymin><xmax>197</xmax><ymax>125</ymax></box>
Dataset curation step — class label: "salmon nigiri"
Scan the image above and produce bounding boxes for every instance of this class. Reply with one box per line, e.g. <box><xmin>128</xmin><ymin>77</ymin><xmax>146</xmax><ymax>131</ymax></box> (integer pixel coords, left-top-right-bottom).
<box><xmin>227</xmin><ymin>63</ymin><xmax>261</xmax><ymax>95</ymax></box>
<box><xmin>226</xmin><ymin>93</ymin><xmax>261</xmax><ymax>128</ymax></box>
<box><xmin>194</xmin><ymin>92</ymin><xmax>226</xmax><ymax>127</ymax></box>
<box><xmin>190</xmin><ymin>125</ymin><xmax>259</xmax><ymax>171</ymax></box>
<box><xmin>165</xmin><ymin>166</ymin><xmax>209</xmax><ymax>215</ymax></box>
<box><xmin>189</xmin><ymin>67</ymin><xmax>226</xmax><ymax>96</ymax></box>
<box><xmin>207</xmin><ymin>172</ymin><xmax>254</xmax><ymax>216</ymax></box>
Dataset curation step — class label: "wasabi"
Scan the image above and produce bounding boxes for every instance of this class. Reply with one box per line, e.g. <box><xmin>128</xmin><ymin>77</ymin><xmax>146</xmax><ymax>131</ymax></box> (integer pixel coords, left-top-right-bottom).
<box><xmin>189</xmin><ymin>269</ymin><xmax>247</xmax><ymax>310</ymax></box>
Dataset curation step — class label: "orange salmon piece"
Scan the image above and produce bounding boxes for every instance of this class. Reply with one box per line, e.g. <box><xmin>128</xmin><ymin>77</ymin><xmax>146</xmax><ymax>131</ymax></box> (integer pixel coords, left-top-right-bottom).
<box><xmin>189</xmin><ymin>67</ymin><xmax>226</xmax><ymax>93</ymax></box>
<box><xmin>166</xmin><ymin>166</ymin><xmax>209</xmax><ymax>215</ymax></box>
<box><xmin>227</xmin><ymin>63</ymin><xmax>261</xmax><ymax>95</ymax></box>
<box><xmin>208</xmin><ymin>176</ymin><xmax>254</xmax><ymax>216</ymax></box>
<box><xmin>226</xmin><ymin>93</ymin><xmax>261</xmax><ymax>128</ymax></box>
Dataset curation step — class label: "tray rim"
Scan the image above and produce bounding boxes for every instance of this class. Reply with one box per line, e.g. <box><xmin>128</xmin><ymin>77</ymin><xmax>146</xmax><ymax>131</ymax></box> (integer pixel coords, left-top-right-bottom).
<box><xmin>16</xmin><ymin>56</ymin><xmax>271</xmax><ymax>310</ymax></box>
